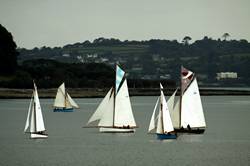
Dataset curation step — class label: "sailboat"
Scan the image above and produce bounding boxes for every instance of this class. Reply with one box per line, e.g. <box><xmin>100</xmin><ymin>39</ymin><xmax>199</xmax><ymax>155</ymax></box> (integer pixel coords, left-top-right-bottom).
<box><xmin>53</xmin><ymin>82</ymin><xmax>79</xmax><ymax>112</ymax></box>
<box><xmin>24</xmin><ymin>82</ymin><xmax>48</xmax><ymax>139</ymax></box>
<box><xmin>148</xmin><ymin>83</ymin><xmax>177</xmax><ymax>139</ymax></box>
<box><xmin>171</xmin><ymin>66</ymin><xmax>206</xmax><ymax>134</ymax></box>
<box><xmin>86</xmin><ymin>65</ymin><xmax>137</xmax><ymax>133</ymax></box>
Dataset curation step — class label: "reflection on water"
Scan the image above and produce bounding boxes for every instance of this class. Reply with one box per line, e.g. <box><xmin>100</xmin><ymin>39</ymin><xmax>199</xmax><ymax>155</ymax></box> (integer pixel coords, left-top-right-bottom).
<box><xmin>177</xmin><ymin>134</ymin><xmax>205</xmax><ymax>142</ymax></box>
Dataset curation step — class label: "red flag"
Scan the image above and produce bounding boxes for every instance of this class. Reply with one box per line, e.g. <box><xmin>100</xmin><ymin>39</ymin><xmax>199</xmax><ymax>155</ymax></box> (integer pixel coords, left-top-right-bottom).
<box><xmin>181</xmin><ymin>66</ymin><xmax>194</xmax><ymax>94</ymax></box>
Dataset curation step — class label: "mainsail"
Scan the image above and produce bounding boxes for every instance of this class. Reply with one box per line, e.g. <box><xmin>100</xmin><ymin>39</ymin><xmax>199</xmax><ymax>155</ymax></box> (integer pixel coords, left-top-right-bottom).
<box><xmin>114</xmin><ymin>79</ymin><xmax>136</xmax><ymax>127</ymax></box>
<box><xmin>179</xmin><ymin>66</ymin><xmax>206</xmax><ymax>129</ymax></box>
<box><xmin>181</xmin><ymin>78</ymin><xmax>206</xmax><ymax>128</ymax></box>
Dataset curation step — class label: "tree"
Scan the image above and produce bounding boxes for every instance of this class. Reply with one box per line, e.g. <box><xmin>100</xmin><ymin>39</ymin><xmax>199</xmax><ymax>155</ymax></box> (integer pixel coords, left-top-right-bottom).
<box><xmin>182</xmin><ymin>36</ymin><xmax>192</xmax><ymax>45</ymax></box>
<box><xmin>0</xmin><ymin>24</ymin><xmax>19</xmax><ymax>75</ymax></box>
<box><xmin>222</xmin><ymin>33</ymin><xmax>230</xmax><ymax>41</ymax></box>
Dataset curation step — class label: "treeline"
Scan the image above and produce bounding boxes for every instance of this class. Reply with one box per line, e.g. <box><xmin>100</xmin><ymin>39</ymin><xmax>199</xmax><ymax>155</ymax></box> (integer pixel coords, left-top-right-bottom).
<box><xmin>0</xmin><ymin>59</ymin><xmax>175</xmax><ymax>89</ymax></box>
<box><xmin>0</xmin><ymin>59</ymin><xmax>113</xmax><ymax>88</ymax></box>
<box><xmin>17</xmin><ymin>36</ymin><xmax>250</xmax><ymax>86</ymax></box>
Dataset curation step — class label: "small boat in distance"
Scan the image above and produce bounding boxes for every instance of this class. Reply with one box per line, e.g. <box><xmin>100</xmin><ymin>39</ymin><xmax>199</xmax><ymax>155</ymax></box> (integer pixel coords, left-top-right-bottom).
<box><xmin>24</xmin><ymin>82</ymin><xmax>48</xmax><ymax>139</ymax></box>
<box><xmin>172</xmin><ymin>66</ymin><xmax>206</xmax><ymax>134</ymax></box>
<box><xmin>53</xmin><ymin>82</ymin><xmax>79</xmax><ymax>112</ymax></box>
<box><xmin>148</xmin><ymin>83</ymin><xmax>177</xmax><ymax>139</ymax></box>
<box><xmin>85</xmin><ymin>65</ymin><xmax>137</xmax><ymax>133</ymax></box>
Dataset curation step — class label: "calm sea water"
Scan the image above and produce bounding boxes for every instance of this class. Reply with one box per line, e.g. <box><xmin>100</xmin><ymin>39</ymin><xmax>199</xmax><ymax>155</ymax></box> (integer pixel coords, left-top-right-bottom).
<box><xmin>0</xmin><ymin>96</ymin><xmax>249</xmax><ymax>166</ymax></box>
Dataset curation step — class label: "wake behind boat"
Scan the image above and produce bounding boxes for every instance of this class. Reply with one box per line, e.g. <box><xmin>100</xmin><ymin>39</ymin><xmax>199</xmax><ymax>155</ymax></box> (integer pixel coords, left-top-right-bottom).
<box><xmin>148</xmin><ymin>83</ymin><xmax>177</xmax><ymax>139</ymax></box>
<box><xmin>24</xmin><ymin>82</ymin><xmax>48</xmax><ymax>139</ymax></box>
<box><xmin>85</xmin><ymin>65</ymin><xmax>137</xmax><ymax>133</ymax></box>
<box><xmin>53</xmin><ymin>82</ymin><xmax>79</xmax><ymax>112</ymax></box>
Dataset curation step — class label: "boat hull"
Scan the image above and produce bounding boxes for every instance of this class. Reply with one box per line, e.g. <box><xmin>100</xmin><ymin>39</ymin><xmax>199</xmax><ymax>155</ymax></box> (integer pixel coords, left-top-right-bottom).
<box><xmin>99</xmin><ymin>127</ymin><xmax>135</xmax><ymax>133</ymax></box>
<box><xmin>53</xmin><ymin>108</ymin><xmax>74</xmax><ymax>112</ymax></box>
<box><xmin>30</xmin><ymin>133</ymin><xmax>48</xmax><ymax>139</ymax></box>
<box><xmin>157</xmin><ymin>133</ymin><xmax>177</xmax><ymax>139</ymax></box>
<box><xmin>175</xmin><ymin>128</ymin><xmax>205</xmax><ymax>134</ymax></box>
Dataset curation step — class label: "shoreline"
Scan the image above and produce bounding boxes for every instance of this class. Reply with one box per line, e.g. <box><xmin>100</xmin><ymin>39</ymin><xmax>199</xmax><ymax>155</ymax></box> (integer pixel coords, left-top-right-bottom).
<box><xmin>0</xmin><ymin>87</ymin><xmax>250</xmax><ymax>99</ymax></box>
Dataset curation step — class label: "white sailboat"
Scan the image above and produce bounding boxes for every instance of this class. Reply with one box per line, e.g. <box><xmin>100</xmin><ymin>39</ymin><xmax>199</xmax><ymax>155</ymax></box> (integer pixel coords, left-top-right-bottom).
<box><xmin>172</xmin><ymin>66</ymin><xmax>206</xmax><ymax>133</ymax></box>
<box><xmin>24</xmin><ymin>82</ymin><xmax>48</xmax><ymax>139</ymax></box>
<box><xmin>86</xmin><ymin>65</ymin><xmax>137</xmax><ymax>133</ymax></box>
<box><xmin>53</xmin><ymin>82</ymin><xmax>79</xmax><ymax>112</ymax></box>
<box><xmin>148</xmin><ymin>83</ymin><xmax>177</xmax><ymax>139</ymax></box>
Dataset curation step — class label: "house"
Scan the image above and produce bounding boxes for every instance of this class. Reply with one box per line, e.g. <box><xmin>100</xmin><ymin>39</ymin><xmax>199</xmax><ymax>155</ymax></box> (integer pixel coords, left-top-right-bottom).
<box><xmin>216</xmin><ymin>72</ymin><xmax>238</xmax><ymax>80</ymax></box>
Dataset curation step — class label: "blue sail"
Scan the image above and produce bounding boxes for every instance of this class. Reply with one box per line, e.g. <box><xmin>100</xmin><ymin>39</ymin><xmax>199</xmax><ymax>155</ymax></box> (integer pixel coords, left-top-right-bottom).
<box><xmin>115</xmin><ymin>65</ymin><xmax>125</xmax><ymax>93</ymax></box>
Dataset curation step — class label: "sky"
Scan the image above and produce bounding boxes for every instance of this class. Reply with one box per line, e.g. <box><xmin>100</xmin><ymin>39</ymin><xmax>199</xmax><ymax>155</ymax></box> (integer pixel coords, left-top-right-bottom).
<box><xmin>0</xmin><ymin>0</ymin><xmax>250</xmax><ymax>49</ymax></box>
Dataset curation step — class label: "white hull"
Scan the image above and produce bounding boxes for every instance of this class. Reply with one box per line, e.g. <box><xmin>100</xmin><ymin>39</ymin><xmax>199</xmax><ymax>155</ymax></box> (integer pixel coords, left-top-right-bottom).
<box><xmin>30</xmin><ymin>133</ymin><xmax>48</xmax><ymax>139</ymax></box>
<box><xmin>99</xmin><ymin>127</ymin><xmax>135</xmax><ymax>133</ymax></box>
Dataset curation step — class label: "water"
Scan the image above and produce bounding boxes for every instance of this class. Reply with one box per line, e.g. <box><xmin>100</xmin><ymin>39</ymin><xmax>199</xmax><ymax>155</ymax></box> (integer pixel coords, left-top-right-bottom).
<box><xmin>0</xmin><ymin>96</ymin><xmax>250</xmax><ymax>166</ymax></box>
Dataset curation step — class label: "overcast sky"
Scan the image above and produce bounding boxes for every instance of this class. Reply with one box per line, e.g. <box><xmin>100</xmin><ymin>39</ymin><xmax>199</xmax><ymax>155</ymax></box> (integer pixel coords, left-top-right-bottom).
<box><xmin>0</xmin><ymin>0</ymin><xmax>250</xmax><ymax>49</ymax></box>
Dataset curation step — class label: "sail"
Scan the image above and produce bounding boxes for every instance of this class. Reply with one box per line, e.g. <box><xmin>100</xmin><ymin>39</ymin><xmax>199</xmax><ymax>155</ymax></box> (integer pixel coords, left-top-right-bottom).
<box><xmin>161</xmin><ymin>89</ymin><xmax>174</xmax><ymax>133</ymax></box>
<box><xmin>115</xmin><ymin>65</ymin><xmax>125</xmax><ymax>93</ymax></box>
<box><xmin>65</xmin><ymin>96</ymin><xmax>72</xmax><ymax>109</ymax></box>
<box><xmin>67</xmin><ymin>93</ymin><xmax>79</xmax><ymax>108</ymax></box>
<box><xmin>33</xmin><ymin>84</ymin><xmax>46</xmax><ymax>132</ymax></box>
<box><xmin>172</xmin><ymin>98</ymin><xmax>180</xmax><ymax>128</ymax></box>
<box><xmin>148</xmin><ymin>97</ymin><xmax>159</xmax><ymax>133</ymax></box>
<box><xmin>181</xmin><ymin>78</ymin><xmax>206</xmax><ymax>128</ymax></box>
<box><xmin>156</xmin><ymin>106</ymin><xmax>163</xmax><ymax>134</ymax></box>
<box><xmin>114</xmin><ymin>79</ymin><xmax>136</xmax><ymax>127</ymax></box>
<box><xmin>30</xmin><ymin>96</ymin><xmax>36</xmax><ymax>133</ymax></box>
<box><xmin>168</xmin><ymin>89</ymin><xmax>180</xmax><ymax>128</ymax></box>
<box><xmin>87</xmin><ymin>88</ymin><xmax>112</xmax><ymax>125</ymax></box>
<box><xmin>54</xmin><ymin>83</ymin><xmax>66</xmax><ymax>108</ymax></box>
<box><xmin>168</xmin><ymin>88</ymin><xmax>177</xmax><ymax>115</ymax></box>
<box><xmin>98</xmin><ymin>90</ymin><xmax>114</xmax><ymax>127</ymax></box>
<box><xmin>24</xmin><ymin>94</ymin><xmax>33</xmax><ymax>132</ymax></box>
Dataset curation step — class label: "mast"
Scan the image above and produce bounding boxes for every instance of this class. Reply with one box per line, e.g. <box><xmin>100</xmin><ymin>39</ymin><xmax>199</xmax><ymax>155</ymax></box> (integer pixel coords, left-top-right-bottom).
<box><xmin>64</xmin><ymin>86</ymin><xmax>67</xmax><ymax>108</ymax></box>
<box><xmin>112</xmin><ymin>64</ymin><xmax>117</xmax><ymax>127</ymax></box>
<box><xmin>34</xmin><ymin>94</ymin><xmax>37</xmax><ymax>132</ymax></box>
<box><xmin>179</xmin><ymin>66</ymin><xmax>182</xmax><ymax>128</ymax></box>
<box><xmin>160</xmin><ymin>99</ymin><xmax>164</xmax><ymax>133</ymax></box>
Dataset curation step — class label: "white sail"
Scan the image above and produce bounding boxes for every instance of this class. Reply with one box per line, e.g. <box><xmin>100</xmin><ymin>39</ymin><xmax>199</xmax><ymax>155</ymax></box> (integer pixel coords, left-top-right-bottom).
<box><xmin>148</xmin><ymin>97</ymin><xmax>159</xmax><ymax>133</ymax></box>
<box><xmin>168</xmin><ymin>89</ymin><xmax>180</xmax><ymax>129</ymax></box>
<box><xmin>67</xmin><ymin>93</ymin><xmax>79</xmax><ymax>108</ymax></box>
<box><xmin>155</xmin><ymin>84</ymin><xmax>174</xmax><ymax>134</ymax></box>
<box><xmin>114</xmin><ymin>79</ymin><xmax>136</xmax><ymax>127</ymax></box>
<box><xmin>181</xmin><ymin>78</ymin><xmax>206</xmax><ymax>128</ymax></box>
<box><xmin>98</xmin><ymin>90</ymin><xmax>114</xmax><ymax>127</ymax></box>
<box><xmin>172</xmin><ymin>98</ymin><xmax>180</xmax><ymax>128</ymax></box>
<box><xmin>24</xmin><ymin>94</ymin><xmax>33</xmax><ymax>132</ymax></box>
<box><xmin>65</xmin><ymin>96</ymin><xmax>72</xmax><ymax>109</ymax></box>
<box><xmin>33</xmin><ymin>85</ymin><xmax>46</xmax><ymax>132</ymax></box>
<box><xmin>30</xmin><ymin>93</ymin><xmax>36</xmax><ymax>133</ymax></box>
<box><xmin>156</xmin><ymin>107</ymin><xmax>163</xmax><ymax>134</ymax></box>
<box><xmin>54</xmin><ymin>83</ymin><xmax>79</xmax><ymax>109</ymax></box>
<box><xmin>87</xmin><ymin>88</ymin><xmax>112</xmax><ymax>125</ymax></box>
<box><xmin>161</xmin><ymin>91</ymin><xmax>174</xmax><ymax>133</ymax></box>
<box><xmin>54</xmin><ymin>83</ymin><xmax>66</xmax><ymax>108</ymax></box>
<box><xmin>168</xmin><ymin>89</ymin><xmax>177</xmax><ymax>114</ymax></box>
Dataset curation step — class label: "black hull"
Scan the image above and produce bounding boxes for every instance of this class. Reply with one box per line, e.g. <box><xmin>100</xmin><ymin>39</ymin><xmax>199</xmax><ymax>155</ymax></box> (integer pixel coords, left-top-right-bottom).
<box><xmin>175</xmin><ymin>128</ymin><xmax>205</xmax><ymax>134</ymax></box>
